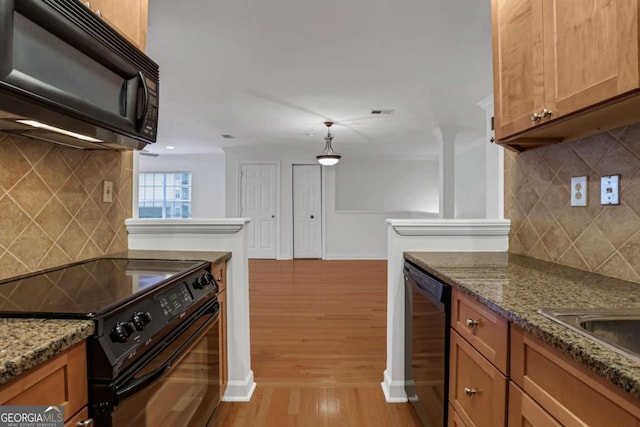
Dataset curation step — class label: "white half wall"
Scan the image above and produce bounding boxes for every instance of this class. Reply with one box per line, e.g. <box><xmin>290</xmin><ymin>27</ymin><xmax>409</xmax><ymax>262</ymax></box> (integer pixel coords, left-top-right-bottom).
<box><xmin>139</xmin><ymin>153</ymin><xmax>226</xmax><ymax>218</ymax></box>
<box><xmin>224</xmin><ymin>145</ymin><xmax>439</xmax><ymax>259</ymax></box>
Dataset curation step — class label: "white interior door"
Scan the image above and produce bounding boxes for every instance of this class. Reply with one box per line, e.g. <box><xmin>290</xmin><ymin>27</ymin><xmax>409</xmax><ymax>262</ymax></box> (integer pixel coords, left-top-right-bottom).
<box><xmin>240</xmin><ymin>163</ymin><xmax>277</xmax><ymax>259</ymax></box>
<box><xmin>293</xmin><ymin>164</ymin><xmax>321</xmax><ymax>259</ymax></box>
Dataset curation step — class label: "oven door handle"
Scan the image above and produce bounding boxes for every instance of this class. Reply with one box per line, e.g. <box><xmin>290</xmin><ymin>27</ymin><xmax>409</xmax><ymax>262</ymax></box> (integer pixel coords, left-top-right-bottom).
<box><xmin>114</xmin><ymin>310</ymin><xmax>219</xmax><ymax>403</ymax></box>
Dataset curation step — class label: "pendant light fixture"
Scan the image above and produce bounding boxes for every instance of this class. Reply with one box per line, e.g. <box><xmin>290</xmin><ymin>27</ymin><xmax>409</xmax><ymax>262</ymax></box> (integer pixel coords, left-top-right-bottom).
<box><xmin>316</xmin><ymin>121</ymin><xmax>341</xmax><ymax>166</ymax></box>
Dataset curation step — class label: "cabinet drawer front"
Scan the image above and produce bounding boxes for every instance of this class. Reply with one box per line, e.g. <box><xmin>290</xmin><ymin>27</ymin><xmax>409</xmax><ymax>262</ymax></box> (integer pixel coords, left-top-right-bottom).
<box><xmin>0</xmin><ymin>342</ymin><xmax>87</xmax><ymax>422</ymax></box>
<box><xmin>508</xmin><ymin>382</ymin><xmax>561</xmax><ymax>427</ymax></box>
<box><xmin>451</xmin><ymin>289</ymin><xmax>509</xmax><ymax>373</ymax></box>
<box><xmin>511</xmin><ymin>327</ymin><xmax>640</xmax><ymax>427</ymax></box>
<box><xmin>449</xmin><ymin>403</ymin><xmax>468</xmax><ymax>427</ymax></box>
<box><xmin>212</xmin><ymin>262</ymin><xmax>226</xmax><ymax>293</ymax></box>
<box><xmin>449</xmin><ymin>330</ymin><xmax>507</xmax><ymax>427</ymax></box>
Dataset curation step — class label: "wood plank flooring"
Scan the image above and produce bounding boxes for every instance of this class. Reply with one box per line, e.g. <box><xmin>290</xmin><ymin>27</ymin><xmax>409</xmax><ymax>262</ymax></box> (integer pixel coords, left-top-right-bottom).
<box><xmin>217</xmin><ymin>259</ymin><xmax>420</xmax><ymax>426</ymax></box>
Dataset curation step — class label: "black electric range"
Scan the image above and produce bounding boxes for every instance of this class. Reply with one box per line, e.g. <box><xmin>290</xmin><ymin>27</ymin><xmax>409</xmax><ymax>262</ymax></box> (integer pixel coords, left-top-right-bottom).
<box><xmin>0</xmin><ymin>257</ymin><xmax>219</xmax><ymax>379</ymax></box>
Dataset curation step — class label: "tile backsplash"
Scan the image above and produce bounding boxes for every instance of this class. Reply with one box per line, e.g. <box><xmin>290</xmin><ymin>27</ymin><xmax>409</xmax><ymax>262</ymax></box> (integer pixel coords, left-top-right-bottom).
<box><xmin>506</xmin><ymin>122</ymin><xmax>640</xmax><ymax>283</ymax></box>
<box><xmin>0</xmin><ymin>133</ymin><xmax>132</xmax><ymax>281</ymax></box>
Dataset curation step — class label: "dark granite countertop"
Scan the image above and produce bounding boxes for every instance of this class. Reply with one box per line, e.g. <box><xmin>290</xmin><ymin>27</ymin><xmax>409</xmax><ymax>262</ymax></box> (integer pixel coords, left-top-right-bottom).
<box><xmin>404</xmin><ymin>251</ymin><xmax>640</xmax><ymax>400</ymax></box>
<box><xmin>0</xmin><ymin>250</ymin><xmax>231</xmax><ymax>386</ymax></box>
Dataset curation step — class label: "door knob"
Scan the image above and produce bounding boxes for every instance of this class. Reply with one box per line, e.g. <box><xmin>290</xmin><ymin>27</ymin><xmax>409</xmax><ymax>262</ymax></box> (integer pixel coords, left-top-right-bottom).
<box><xmin>271</xmin><ymin>215</ymin><xmax>275</xmax><ymax>218</ymax></box>
<box><xmin>310</xmin><ymin>215</ymin><xmax>315</xmax><ymax>219</ymax></box>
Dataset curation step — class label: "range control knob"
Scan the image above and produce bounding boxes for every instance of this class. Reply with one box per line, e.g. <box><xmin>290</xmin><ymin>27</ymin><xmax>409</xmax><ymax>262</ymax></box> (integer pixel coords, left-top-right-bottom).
<box><xmin>111</xmin><ymin>321</ymin><xmax>135</xmax><ymax>343</ymax></box>
<box><xmin>206</xmin><ymin>272</ymin><xmax>219</xmax><ymax>293</ymax></box>
<box><xmin>132</xmin><ymin>311</ymin><xmax>152</xmax><ymax>331</ymax></box>
<box><xmin>193</xmin><ymin>274</ymin><xmax>208</xmax><ymax>289</ymax></box>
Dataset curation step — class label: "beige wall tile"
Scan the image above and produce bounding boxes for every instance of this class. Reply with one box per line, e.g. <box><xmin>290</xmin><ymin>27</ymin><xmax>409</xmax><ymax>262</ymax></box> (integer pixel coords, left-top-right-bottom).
<box><xmin>0</xmin><ymin>132</ymin><xmax>132</xmax><ymax>281</ymax></box>
<box><xmin>508</xmin><ymin>124</ymin><xmax>640</xmax><ymax>282</ymax></box>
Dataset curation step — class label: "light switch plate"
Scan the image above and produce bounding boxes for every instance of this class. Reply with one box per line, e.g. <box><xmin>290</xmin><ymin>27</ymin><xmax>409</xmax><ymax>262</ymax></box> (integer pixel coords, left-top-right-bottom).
<box><xmin>103</xmin><ymin>180</ymin><xmax>113</xmax><ymax>203</ymax></box>
<box><xmin>570</xmin><ymin>176</ymin><xmax>587</xmax><ymax>207</ymax></box>
<box><xmin>601</xmin><ymin>175</ymin><xmax>620</xmax><ymax>205</ymax></box>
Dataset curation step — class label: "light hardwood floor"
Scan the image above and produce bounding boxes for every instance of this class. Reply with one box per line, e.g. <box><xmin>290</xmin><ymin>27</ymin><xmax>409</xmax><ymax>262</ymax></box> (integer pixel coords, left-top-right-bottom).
<box><xmin>217</xmin><ymin>259</ymin><xmax>421</xmax><ymax>426</ymax></box>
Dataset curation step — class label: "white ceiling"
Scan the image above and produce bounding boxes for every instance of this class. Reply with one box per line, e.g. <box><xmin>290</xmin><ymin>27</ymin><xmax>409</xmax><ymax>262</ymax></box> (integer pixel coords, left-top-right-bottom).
<box><xmin>145</xmin><ymin>0</ymin><xmax>493</xmax><ymax>157</ymax></box>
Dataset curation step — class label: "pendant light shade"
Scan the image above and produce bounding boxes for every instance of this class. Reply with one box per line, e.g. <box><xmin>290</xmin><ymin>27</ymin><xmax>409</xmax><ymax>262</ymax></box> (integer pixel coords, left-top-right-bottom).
<box><xmin>316</xmin><ymin>121</ymin><xmax>341</xmax><ymax>166</ymax></box>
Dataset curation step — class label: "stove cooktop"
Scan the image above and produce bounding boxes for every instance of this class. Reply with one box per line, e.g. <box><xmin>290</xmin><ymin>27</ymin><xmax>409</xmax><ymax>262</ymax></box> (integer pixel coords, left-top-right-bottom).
<box><xmin>0</xmin><ymin>258</ymin><xmax>208</xmax><ymax>318</ymax></box>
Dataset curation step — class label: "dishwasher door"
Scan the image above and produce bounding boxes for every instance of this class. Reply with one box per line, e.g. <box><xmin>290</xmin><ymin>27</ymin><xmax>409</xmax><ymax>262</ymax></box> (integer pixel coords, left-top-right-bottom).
<box><xmin>404</xmin><ymin>260</ymin><xmax>451</xmax><ymax>427</ymax></box>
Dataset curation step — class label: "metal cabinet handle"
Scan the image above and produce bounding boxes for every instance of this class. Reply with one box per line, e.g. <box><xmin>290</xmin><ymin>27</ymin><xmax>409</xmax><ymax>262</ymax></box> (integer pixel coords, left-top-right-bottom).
<box><xmin>464</xmin><ymin>387</ymin><xmax>478</xmax><ymax>396</ymax></box>
<box><xmin>77</xmin><ymin>419</ymin><xmax>94</xmax><ymax>427</ymax></box>
<box><xmin>530</xmin><ymin>112</ymin><xmax>541</xmax><ymax>122</ymax></box>
<box><xmin>540</xmin><ymin>108</ymin><xmax>552</xmax><ymax>118</ymax></box>
<box><xmin>466</xmin><ymin>318</ymin><xmax>479</xmax><ymax>328</ymax></box>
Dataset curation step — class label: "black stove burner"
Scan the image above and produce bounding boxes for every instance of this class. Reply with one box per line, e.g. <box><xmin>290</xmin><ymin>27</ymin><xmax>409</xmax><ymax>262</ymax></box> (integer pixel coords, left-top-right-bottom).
<box><xmin>0</xmin><ymin>258</ymin><xmax>207</xmax><ymax>318</ymax></box>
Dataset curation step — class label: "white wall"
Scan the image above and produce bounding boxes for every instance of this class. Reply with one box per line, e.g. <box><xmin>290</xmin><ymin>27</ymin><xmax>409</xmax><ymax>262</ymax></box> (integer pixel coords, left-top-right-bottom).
<box><xmin>335</xmin><ymin>157</ymin><xmax>438</xmax><ymax>212</ymax></box>
<box><xmin>139</xmin><ymin>153</ymin><xmax>226</xmax><ymax>218</ymax></box>
<box><xmin>455</xmin><ymin>139</ymin><xmax>487</xmax><ymax>218</ymax></box>
<box><xmin>224</xmin><ymin>145</ymin><xmax>438</xmax><ymax>259</ymax></box>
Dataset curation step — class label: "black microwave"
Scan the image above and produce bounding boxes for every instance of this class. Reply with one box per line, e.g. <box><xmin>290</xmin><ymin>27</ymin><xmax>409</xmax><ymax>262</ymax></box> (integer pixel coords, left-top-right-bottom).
<box><xmin>0</xmin><ymin>0</ymin><xmax>159</xmax><ymax>150</ymax></box>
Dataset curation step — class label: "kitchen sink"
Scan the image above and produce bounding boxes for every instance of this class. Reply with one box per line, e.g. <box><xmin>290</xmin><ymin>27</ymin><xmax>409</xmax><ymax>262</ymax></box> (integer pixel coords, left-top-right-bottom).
<box><xmin>537</xmin><ymin>308</ymin><xmax>640</xmax><ymax>364</ymax></box>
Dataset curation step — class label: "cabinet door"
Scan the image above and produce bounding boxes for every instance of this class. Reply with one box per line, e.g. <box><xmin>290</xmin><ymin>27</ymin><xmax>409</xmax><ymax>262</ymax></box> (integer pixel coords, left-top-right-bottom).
<box><xmin>492</xmin><ymin>0</ymin><xmax>545</xmax><ymax>140</ymax></box>
<box><xmin>84</xmin><ymin>0</ymin><xmax>148</xmax><ymax>51</ymax></box>
<box><xmin>449</xmin><ymin>330</ymin><xmax>507</xmax><ymax>427</ymax></box>
<box><xmin>508</xmin><ymin>382</ymin><xmax>561</xmax><ymax>427</ymax></box>
<box><xmin>542</xmin><ymin>0</ymin><xmax>639</xmax><ymax>121</ymax></box>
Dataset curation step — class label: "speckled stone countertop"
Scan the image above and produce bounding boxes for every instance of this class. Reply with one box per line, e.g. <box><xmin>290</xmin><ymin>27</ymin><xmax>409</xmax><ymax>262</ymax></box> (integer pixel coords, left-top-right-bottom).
<box><xmin>404</xmin><ymin>251</ymin><xmax>640</xmax><ymax>400</ymax></box>
<box><xmin>0</xmin><ymin>250</ymin><xmax>231</xmax><ymax>386</ymax></box>
<box><xmin>0</xmin><ymin>319</ymin><xmax>94</xmax><ymax>385</ymax></box>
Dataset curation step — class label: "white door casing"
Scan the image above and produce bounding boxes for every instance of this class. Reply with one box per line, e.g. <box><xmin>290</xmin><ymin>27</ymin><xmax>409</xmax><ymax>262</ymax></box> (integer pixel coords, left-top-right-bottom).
<box><xmin>240</xmin><ymin>163</ymin><xmax>277</xmax><ymax>259</ymax></box>
<box><xmin>293</xmin><ymin>164</ymin><xmax>321</xmax><ymax>258</ymax></box>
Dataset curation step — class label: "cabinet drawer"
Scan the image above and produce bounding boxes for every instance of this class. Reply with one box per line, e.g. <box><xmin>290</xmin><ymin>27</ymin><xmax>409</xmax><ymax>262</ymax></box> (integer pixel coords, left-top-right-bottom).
<box><xmin>449</xmin><ymin>330</ymin><xmax>507</xmax><ymax>427</ymax></box>
<box><xmin>451</xmin><ymin>289</ymin><xmax>509</xmax><ymax>374</ymax></box>
<box><xmin>508</xmin><ymin>382</ymin><xmax>560</xmax><ymax>427</ymax></box>
<box><xmin>511</xmin><ymin>326</ymin><xmax>640</xmax><ymax>427</ymax></box>
<box><xmin>212</xmin><ymin>261</ymin><xmax>226</xmax><ymax>293</ymax></box>
<box><xmin>449</xmin><ymin>403</ymin><xmax>469</xmax><ymax>427</ymax></box>
<box><xmin>0</xmin><ymin>342</ymin><xmax>87</xmax><ymax>422</ymax></box>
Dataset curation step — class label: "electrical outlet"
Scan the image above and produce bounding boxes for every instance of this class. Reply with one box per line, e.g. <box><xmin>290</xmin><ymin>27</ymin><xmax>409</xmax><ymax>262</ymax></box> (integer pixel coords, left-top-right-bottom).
<box><xmin>570</xmin><ymin>176</ymin><xmax>587</xmax><ymax>207</ymax></box>
<box><xmin>601</xmin><ymin>175</ymin><xmax>620</xmax><ymax>205</ymax></box>
<box><xmin>103</xmin><ymin>180</ymin><xmax>113</xmax><ymax>203</ymax></box>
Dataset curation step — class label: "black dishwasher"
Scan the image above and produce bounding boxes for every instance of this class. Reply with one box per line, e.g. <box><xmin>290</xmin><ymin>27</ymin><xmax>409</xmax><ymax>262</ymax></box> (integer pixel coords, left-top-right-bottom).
<box><xmin>404</xmin><ymin>260</ymin><xmax>451</xmax><ymax>427</ymax></box>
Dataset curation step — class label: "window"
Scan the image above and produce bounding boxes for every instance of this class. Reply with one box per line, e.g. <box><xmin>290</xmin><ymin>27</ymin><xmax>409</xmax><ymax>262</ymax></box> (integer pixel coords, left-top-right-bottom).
<box><xmin>138</xmin><ymin>172</ymin><xmax>192</xmax><ymax>218</ymax></box>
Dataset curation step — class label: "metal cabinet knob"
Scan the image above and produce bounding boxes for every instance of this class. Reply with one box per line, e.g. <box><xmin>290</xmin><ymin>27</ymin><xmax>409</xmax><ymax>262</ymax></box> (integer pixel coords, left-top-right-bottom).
<box><xmin>530</xmin><ymin>112</ymin><xmax>541</xmax><ymax>122</ymax></box>
<box><xmin>540</xmin><ymin>108</ymin><xmax>552</xmax><ymax>118</ymax></box>
<box><xmin>466</xmin><ymin>318</ymin><xmax>479</xmax><ymax>328</ymax></box>
<box><xmin>464</xmin><ymin>387</ymin><xmax>478</xmax><ymax>396</ymax></box>
<box><xmin>77</xmin><ymin>419</ymin><xmax>94</xmax><ymax>427</ymax></box>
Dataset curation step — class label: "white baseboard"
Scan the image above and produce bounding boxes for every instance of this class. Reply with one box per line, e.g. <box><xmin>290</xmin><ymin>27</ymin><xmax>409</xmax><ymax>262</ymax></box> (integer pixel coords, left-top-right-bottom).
<box><xmin>381</xmin><ymin>369</ymin><xmax>408</xmax><ymax>403</ymax></box>
<box><xmin>323</xmin><ymin>253</ymin><xmax>386</xmax><ymax>260</ymax></box>
<box><xmin>221</xmin><ymin>370</ymin><xmax>257</xmax><ymax>402</ymax></box>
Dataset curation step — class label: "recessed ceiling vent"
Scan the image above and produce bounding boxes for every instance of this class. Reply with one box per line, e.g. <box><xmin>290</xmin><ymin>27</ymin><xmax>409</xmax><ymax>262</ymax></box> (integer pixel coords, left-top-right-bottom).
<box><xmin>221</xmin><ymin>134</ymin><xmax>234</xmax><ymax>139</ymax></box>
<box><xmin>371</xmin><ymin>109</ymin><xmax>395</xmax><ymax>115</ymax></box>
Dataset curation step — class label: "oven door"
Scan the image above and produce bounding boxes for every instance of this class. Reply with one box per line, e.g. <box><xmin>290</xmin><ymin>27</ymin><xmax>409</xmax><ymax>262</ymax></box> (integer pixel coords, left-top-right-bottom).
<box><xmin>100</xmin><ymin>300</ymin><xmax>220</xmax><ymax>427</ymax></box>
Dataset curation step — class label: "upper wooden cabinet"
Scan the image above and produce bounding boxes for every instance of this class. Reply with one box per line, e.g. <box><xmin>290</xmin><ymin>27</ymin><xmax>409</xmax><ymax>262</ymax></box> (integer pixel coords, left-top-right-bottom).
<box><xmin>492</xmin><ymin>0</ymin><xmax>640</xmax><ymax>151</ymax></box>
<box><xmin>81</xmin><ymin>0</ymin><xmax>149</xmax><ymax>51</ymax></box>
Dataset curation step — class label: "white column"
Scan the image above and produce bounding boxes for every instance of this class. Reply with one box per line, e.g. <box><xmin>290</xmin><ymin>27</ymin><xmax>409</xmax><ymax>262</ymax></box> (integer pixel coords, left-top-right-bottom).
<box><xmin>477</xmin><ymin>96</ymin><xmax>504</xmax><ymax>219</ymax></box>
<box><xmin>433</xmin><ymin>127</ymin><xmax>456</xmax><ymax>219</ymax></box>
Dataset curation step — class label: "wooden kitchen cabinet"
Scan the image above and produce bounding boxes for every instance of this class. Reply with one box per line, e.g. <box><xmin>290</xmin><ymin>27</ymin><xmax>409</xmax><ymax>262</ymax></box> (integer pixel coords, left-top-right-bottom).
<box><xmin>449</xmin><ymin>330</ymin><xmax>507</xmax><ymax>427</ymax></box>
<box><xmin>508</xmin><ymin>382</ymin><xmax>560</xmax><ymax>427</ymax></box>
<box><xmin>81</xmin><ymin>0</ymin><xmax>149</xmax><ymax>51</ymax></box>
<box><xmin>492</xmin><ymin>0</ymin><xmax>640</xmax><ymax>151</ymax></box>
<box><xmin>511</xmin><ymin>326</ymin><xmax>640</xmax><ymax>427</ymax></box>
<box><xmin>451</xmin><ymin>289</ymin><xmax>509</xmax><ymax>374</ymax></box>
<box><xmin>0</xmin><ymin>342</ymin><xmax>90</xmax><ymax>425</ymax></box>
<box><xmin>212</xmin><ymin>261</ymin><xmax>228</xmax><ymax>398</ymax></box>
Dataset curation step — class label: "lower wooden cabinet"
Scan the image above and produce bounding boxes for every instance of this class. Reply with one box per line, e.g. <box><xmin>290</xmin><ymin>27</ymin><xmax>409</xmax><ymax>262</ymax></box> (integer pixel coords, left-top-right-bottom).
<box><xmin>0</xmin><ymin>342</ymin><xmax>90</xmax><ymax>425</ymax></box>
<box><xmin>511</xmin><ymin>326</ymin><xmax>640</xmax><ymax>427</ymax></box>
<box><xmin>213</xmin><ymin>261</ymin><xmax>228</xmax><ymax>399</ymax></box>
<box><xmin>508</xmin><ymin>382</ymin><xmax>560</xmax><ymax>427</ymax></box>
<box><xmin>449</xmin><ymin>330</ymin><xmax>507</xmax><ymax>427</ymax></box>
<box><xmin>449</xmin><ymin>403</ymin><xmax>468</xmax><ymax>427</ymax></box>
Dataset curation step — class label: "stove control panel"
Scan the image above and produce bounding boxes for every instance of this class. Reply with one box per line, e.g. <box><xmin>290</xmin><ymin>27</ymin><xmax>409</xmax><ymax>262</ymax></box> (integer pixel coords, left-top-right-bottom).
<box><xmin>191</xmin><ymin>272</ymin><xmax>219</xmax><ymax>293</ymax></box>
<box><xmin>158</xmin><ymin>283</ymin><xmax>194</xmax><ymax>319</ymax></box>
